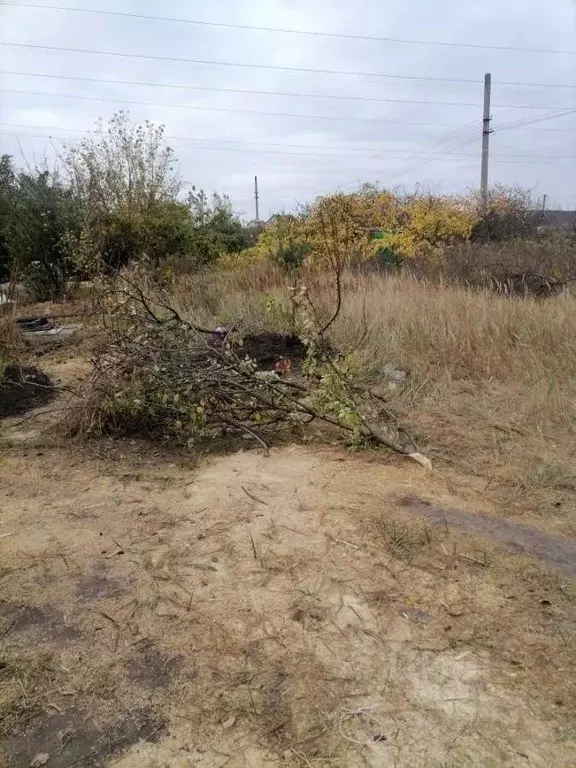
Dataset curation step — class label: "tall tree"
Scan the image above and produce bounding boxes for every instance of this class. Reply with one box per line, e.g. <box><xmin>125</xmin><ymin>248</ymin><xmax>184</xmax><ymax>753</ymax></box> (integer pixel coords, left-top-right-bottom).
<box><xmin>64</xmin><ymin>110</ymin><xmax>181</xmax><ymax>214</ymax></box>
<box><xmin>186</xmin><ymin>189</ymin><xmax>253</xmax><ymax>265</ymax></box>
<box><xmin>62</xmin><ymin>112</ymin><xmax>187</xmax><ymax>271</ymax></box>
<box><xmin>13</xmin><ymin>167</ymin><xmax>81</xmax><ymax>299</ymax></box>
<box><xmin>0</xmin><ymin>155</ymin><xmax>16</xmax><ymax>280</ymax></box>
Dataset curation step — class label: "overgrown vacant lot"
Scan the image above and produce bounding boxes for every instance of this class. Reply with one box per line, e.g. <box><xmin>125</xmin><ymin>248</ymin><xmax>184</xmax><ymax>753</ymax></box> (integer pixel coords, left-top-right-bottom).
<box><xmin>171</xmin><ymin>269</ymin><xmax>576</xmax><ymax>524</ymax></box>
<box><xmin>0</xmin><ymin>271</ymin><xmax>575</xmax><ymax>767</ymax></box>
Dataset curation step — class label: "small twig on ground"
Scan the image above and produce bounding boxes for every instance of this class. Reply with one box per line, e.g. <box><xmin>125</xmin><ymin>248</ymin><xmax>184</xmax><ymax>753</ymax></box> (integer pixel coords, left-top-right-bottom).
<box><xmin>96</xmin><ymin>611</ymin><xmax>121</xmax><ymax>651</ymax></box>
<box><xmin>0</xmin><ymin>619</ymin><xmax>16</xmax><ymax>638</ymax></box>
<box><xmin>241</xmin><ymin>486</ymin><xmax>268</xmax><ymax>506</ymax></box>
<box><xmin>325</xmin><ymin>533</ymin><xmax>360</xmax><ymax>550</ymax></box>
<box><xmin>6</xmin><ymin>406</ymin><xmax>73</xmax><ymax>428</ymax></box>
<box><xmin>219</xmin><ymin>416</ymin><xmax>270</xmax><ymax>455</ymax></box>
<box><xmin>247</xmin><ymin>530</ymin><xmax>258</xmax><ymax>561</ymax></box>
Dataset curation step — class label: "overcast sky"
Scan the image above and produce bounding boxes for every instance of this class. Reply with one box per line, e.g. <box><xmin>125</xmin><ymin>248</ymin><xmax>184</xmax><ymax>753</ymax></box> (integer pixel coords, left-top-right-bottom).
<box><xmin>1</xmin><ymin>0</ymin><xmax>575</xmax><ymax>218</ymax></box>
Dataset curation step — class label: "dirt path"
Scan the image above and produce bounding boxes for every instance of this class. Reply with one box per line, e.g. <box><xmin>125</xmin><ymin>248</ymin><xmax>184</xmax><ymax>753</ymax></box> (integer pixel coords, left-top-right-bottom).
<box><xmin>0</xmin><ymin>439</ymin><xmax>575</xmax><ymax>767</ymax></box>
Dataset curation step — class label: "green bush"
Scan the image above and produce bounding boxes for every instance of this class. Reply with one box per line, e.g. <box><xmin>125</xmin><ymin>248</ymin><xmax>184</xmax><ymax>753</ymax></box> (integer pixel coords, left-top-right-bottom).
<box><xmin>0</xmin><ymin>157</ymin><xmax>82</xmax><ymax>298</ymax></box>
<box><xmin>0</xmin><ymin>155</ymin><xmax>16</xmax><ymax>280</ymax></box>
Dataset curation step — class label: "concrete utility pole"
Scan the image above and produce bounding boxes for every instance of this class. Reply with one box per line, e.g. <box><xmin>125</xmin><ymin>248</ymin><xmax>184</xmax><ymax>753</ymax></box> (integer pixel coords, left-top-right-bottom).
<box><xmin>480</xmin><ymin>72</ymin><xmax>492</xmax><ymax>210</ymax></box>
<box><xmin>254</xmin><ymin>175</ymin><xmax>260</xmax><ymax>222</ymax></box>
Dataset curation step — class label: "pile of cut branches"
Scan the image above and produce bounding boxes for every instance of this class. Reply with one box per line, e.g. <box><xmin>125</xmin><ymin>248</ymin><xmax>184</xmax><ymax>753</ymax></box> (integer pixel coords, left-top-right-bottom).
<box><xmin>70</xmin><ymin>273</ymin><xmax>429</xmax><ymax>466</ymax></box>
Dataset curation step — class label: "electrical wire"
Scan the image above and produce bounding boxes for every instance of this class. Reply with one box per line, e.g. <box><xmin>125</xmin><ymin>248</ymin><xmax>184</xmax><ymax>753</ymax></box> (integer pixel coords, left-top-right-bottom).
<box><xmin>1</xmin><ymin>69</ymin><xmax>573</xmax><ymax>110</ymax></box>
<box><xmin>1</xmin><ymin>83</ymin><xmax>572</xmax><ymax>134</ymax></box>
<box><xmin>0</xmin><ymin>69</ymin><xmax>570</xmax><ymax>109</ymax></box>
<box><xmin>4</xmin><ymin>3</ymin><xmax>576</xmax><ymax>55</ymax></box>
<box><xmin>0</xmin><ymin>70</ymin><xmax>483</xmax><ymax>108</ymax></box>
<box><xmin>386</xmin><ymin>105</ymin><xmax>576</xmax><ymax>183</ymax></box>
<box><xmin>0</xmin><ymin>129</ymin><xmax>469</xmax><ymax>160</ymax></box>
<box><xmin>295</xmin><ymin>97</ymin><xmax>576</xmax><ymax>196</ymax></box>
<box><xmin>3</xmin><ymin>129</ymin><xmax>573</xmax><ymax>166</ymax></box>
<box><xmin>0</xmin><ymin>121</ymin><xmax>467</xmax><ymax>153</ymax></box>
<box><xmin>307</xmin><ymin>122</ymin><xmax>480</xmax><ymax>197</ymax></box>
<box><xmin>5</xmin><ymin>119</ymin><xmax>567</xmax><ymax>160</ymax></box>
<box><xmin>1</xmin><ymin>41</ymin><xmax>575</xmax><ymax>89</ymax></box>
<box><xmin>383</xmin><ymin>135</ymin><xmax>481</xmax><ymax>184</ymax></box>
<box><xmin>494</xmin><ymin>108</ymin><xmax>576</xmax><ymax>132</ymax></box>
<box><xmin>0</xmin><ymin>88</ymin><xmax>512</xmax><ymax>128</ymax></box>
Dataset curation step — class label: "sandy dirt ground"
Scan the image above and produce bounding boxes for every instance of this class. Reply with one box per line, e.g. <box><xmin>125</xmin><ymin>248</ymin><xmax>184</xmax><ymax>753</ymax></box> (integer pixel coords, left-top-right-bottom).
<box><xmin>0</xmin><ymin>350</ymin><xmax>575</xmax><ymax>767</ymax></box>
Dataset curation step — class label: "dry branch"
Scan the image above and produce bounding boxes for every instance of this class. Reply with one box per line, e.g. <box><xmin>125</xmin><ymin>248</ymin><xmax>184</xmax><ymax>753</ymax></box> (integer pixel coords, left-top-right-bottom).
<box><xmin>69</xmin><ymin>272</ymin><xmax>429</xmax><ymax>467</ymax></box>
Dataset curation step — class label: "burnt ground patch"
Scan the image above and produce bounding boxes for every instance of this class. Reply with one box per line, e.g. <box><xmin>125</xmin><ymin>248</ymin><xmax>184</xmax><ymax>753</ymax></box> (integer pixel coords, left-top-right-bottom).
<box><xmin>1</xmin><ymin>706</ymin><xmax>166</xmax><ymax>767</ymax></box>
<box><xmin>124</xmin><ymin>640</ymin><xmax>185</xmax><ymax>689</ymax></box>
<box><xmin>0</xmin><ymin>600</ymin><xmax>79</xmax><ymax>642</ymax></box>
<box><xmin>399</xmin><ymin>495</ymin><xmax>576</xmax><ymax>574</ymax></box>
<box><xmin>0</xmin><ymin>365</ymin><xmax>54</xmax><ymax>419</ymax></box>
<box><xmin>236</xmin><ymin>332</ymin><xmax>306</xmax><ymax>369</ymax></box>
<box><xmin>75</xmin><ymin>561</ymin><xmax>122</xmax><ymax>602</ymax></box>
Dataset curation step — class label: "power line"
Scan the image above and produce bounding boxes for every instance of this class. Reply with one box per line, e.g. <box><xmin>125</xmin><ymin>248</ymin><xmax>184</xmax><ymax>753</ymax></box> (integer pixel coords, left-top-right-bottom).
<box><xmin>3</xmin><ymin>122</ymin><xmax>574</xmax><ymax>161</ymax></box>
<box><xmin>381</xmin><ymin>99</ymin><xmax>576</xmax><ymax>183</ymax></box>
<box><xmin>1</xmin><ymin>96</ymin><xmax>573</xmax><ymax>136</ymax></box>
<box><xmin>3</xmin><ymin>88</ymin><xmax>573</xmax><ymax>137</ymax></box>
<box><xmin>0</xmin><ymin>88</ymin><xmax>515</xmax><ymax>128</ymax></box>
<box><xmin>496</xmin><ymin>108</ymin><xmax>576</xmax><ymax>131</ymax></box>
<box><xmin>291</xmin><ymin>114</ymin><xmax>517</xmax><ymax>198</ymax></box>
<box><xmin>6</xmin><ymin>87</ymin><xmax>574</xmax><ymax>133</ymax></box>
<box><xmin>2</xmin><ymin>41</ymin><xmax>575</xmax><ymax>89</ymax></box>
<box><xmin>307</xmin><ymin>135</ymin><xmax>480</xmax><ymax>197</ymax></box>
<box><xmin>381</xmin><ymin>119</ymin><xmax>480</xmax><ymax>178</ymax></box>
<box><xmin>385</xmin><ymin>135</ymin><xmax>481</xmax><ymax>184</ymax></box>
<box><xmin>3</xmin><ymin>69</ymin><xmax>573</xmax><ymax>110</ymax></box>
<box><xmin>392</xmin><ymin>107</ymin><xmax>576</xmax><ymax>182</ymax></box>
<box><xmin>3</xmin><ymin>130</ymin><xmax>573</xmax><ymax>165</ymax></box>
<box><xmin>300</xmin><ymin>98</ymin><xmax>576</xmax><ymax>194</ymax></box>
<box><xmin>1</xmin><ymin>129</ymin><xmax>472</xmax><ymax>160</ymax></box>
<box><xmin>0</xmin><ymin>122</ymin><xmax>476</xmax><ymax>155</ymax></box>
<box><xmin>0</xmin><ymin>122</ymin><xmax>457</xmax><ymax>153</ymax></box>
<box><xmin>4</xmin><ymin>3</ymin><xmax>576</xmax><ymax>55</ymax></box>
<box><xmin>0</xmin><ymin>70</ymin><xmax>485</xmax><ymax>108</ymax></box>
<box><xmin>0</xmin><ymin>124</ymin><xmax>477</xmax><ymax>161</ymax></box>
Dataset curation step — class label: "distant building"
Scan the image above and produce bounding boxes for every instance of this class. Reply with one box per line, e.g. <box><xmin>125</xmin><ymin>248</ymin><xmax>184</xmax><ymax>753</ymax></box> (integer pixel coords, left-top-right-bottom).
<box><xmin>536</xmin><ymin>210</ymin><xmax>576</xmax><ymax>233</ymax></box>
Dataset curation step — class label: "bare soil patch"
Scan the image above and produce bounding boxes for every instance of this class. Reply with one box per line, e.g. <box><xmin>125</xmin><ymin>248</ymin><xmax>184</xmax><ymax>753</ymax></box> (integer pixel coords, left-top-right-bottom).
<box><xmin>0</xmin><ymin>441</ymin><xmax>574</xmax><ymax>767</ymax></box>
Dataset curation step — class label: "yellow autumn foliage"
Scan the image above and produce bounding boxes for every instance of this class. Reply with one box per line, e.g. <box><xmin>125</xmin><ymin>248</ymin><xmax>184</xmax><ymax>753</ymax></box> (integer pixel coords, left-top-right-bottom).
<box><xmin>221</xmin><ymin>187</ymin><xmax>482</xmax><ymax>270</ymax></box>
<box><xmin>219</xmin><ymin>213</ymin><xmax>307</xmax><ymax>270</ymax></box>
<box><xmin>303</xmin><ymin>186</ymin><xmax>398</xmax><ymax>267</ymax></box>
<box><xmin>385</xmin><ymin>194</ymin><xmax>478</xmax><ymax>261</ymax></box>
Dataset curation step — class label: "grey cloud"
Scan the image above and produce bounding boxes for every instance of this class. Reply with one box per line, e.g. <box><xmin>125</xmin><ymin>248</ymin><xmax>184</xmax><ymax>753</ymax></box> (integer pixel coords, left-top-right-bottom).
<box><xmin>1</xmin><ymin>0</ymin><xmax>574</xmax><ymax>216</ymax></box>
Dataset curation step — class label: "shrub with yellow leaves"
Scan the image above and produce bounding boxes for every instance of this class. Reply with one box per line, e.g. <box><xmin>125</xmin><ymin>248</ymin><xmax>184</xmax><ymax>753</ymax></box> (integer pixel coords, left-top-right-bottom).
<box><xmin>219</xmin><ymin>186</ymin><xmax>535</xmax><ymax>273</ymax></box>
<box><xmin>220</xmin><ymin>213</ymin><xmax>309</xmax><ymax>271</ymax></box>
<box><xmin>384</xmin><ymin>194</ymin><xmax>478</xmax><ymax>261</ymax></box>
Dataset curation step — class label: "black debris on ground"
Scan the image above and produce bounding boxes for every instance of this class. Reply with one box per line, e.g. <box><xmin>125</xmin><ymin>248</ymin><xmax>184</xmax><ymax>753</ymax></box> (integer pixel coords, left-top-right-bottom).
<box><xmin>237</xmin><ymin>332</ymin><xmax>306</xmax><ymax>368</ymax></box>
<box><xmin>14</xmin><ymin>315</ymin><xmax>56</xmax><ymax>333</ymax></box>
<box><xmin>235</xmin><ymin>331</ymin><xmax>338</xmax><ymax>370</ymax></box>
<box><xmin>0</xmin><ymin>364</ymin><xmax>54</xmax><ymax>419</ymax></box>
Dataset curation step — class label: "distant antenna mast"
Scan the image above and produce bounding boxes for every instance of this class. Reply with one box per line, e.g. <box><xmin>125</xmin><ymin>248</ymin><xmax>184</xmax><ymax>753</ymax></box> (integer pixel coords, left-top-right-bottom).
<box><xmin>254</xmin><ymin>175</ymin><xmax>260</xmax><ymax>222</ymax></box>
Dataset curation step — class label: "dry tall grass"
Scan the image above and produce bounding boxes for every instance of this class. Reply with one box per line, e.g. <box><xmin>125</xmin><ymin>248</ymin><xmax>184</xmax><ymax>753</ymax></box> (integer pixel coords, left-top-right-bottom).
<box><xmin>172</xmin><ymin>268</ymin><xmax>574</xmax><ymax>407</ymax></box>
<box><xmin>0</xmin><ymin>314</ymin><xmax>28</xmax><ymax>366</ymax></box>
<box><xmin>166</xmin><ymin>265</ymin><xmax>575</xmax><ymax>514</ymax></box>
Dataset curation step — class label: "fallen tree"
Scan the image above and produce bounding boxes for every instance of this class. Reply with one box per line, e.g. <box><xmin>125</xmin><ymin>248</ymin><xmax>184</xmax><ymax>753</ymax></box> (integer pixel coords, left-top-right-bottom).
<box><xmin>69</xmin><ymin>271</ymin><xmax>430</xmax><ymax>468</ymax></box>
